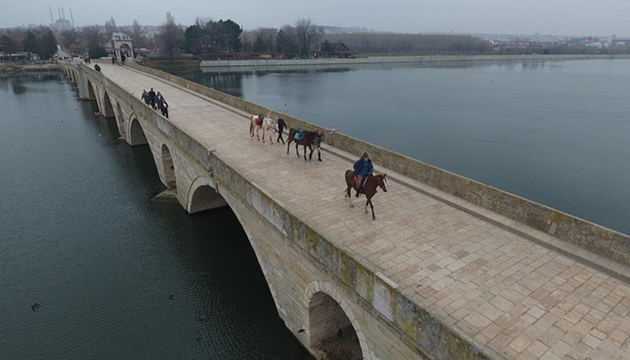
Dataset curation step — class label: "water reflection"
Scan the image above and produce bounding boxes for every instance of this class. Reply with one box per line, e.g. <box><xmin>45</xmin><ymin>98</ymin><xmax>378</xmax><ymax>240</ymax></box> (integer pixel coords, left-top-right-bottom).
<box><xmin>0</xmin><ymin>72</ymin><xmax>64</xmax><ymax>95</ymax></box>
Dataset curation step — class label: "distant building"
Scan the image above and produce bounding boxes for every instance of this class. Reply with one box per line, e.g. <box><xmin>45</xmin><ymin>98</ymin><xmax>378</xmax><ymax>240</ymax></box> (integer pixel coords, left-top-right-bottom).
<box><xmin>110</xmin><ymin>32</ymin><xmax>135</xmax><ymax>59</ymax></box>
<box><xmin>52</xmin><ymin>18</ymin><xmax>73</xmax><ymax>32</ymax></box>
<box><xmin>318</xmin><ymin>42</ymin><xmax>355</xmax><ymax>58</ymax></box>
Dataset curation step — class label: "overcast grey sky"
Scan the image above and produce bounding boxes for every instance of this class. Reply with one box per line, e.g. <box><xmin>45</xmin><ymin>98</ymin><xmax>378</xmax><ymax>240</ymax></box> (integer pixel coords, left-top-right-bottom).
<box><xmin>3</xmin><ymin>0</ymin><xmax>629</xmax><ymax>36</ymax></box>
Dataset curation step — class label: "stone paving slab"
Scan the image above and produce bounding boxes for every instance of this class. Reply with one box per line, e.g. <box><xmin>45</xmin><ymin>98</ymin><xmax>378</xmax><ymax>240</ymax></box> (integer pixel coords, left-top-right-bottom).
<box><xmin>100</xmin><ymin>63</ymin><xmax>630</xmax><ymax>360</ymax></box>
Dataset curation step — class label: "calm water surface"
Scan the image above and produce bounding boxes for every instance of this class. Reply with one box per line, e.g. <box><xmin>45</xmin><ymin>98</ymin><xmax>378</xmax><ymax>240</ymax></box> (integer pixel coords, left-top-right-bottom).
<box><xmin>0</xmin><ymin>74</ymin><xmax>309</xmax><ymax>359</ymax></box>
<box><xmin>174</xmin><ymin>59</ymin><xmax>630</xmax><ymax>235</ymax></box>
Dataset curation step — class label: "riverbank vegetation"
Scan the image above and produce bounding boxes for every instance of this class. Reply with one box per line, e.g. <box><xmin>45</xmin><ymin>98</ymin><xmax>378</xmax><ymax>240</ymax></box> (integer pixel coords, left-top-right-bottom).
<box><xmin>3</xmin><ymin>12</ymin><xmax>629</xmax><ymax>64</ymax></box>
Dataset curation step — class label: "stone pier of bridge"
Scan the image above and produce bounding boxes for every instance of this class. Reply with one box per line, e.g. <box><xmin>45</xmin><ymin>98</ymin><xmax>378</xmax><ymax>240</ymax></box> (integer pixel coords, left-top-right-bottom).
<box><xmin>59</xmin><ymin>59</ymin><xmax>630</xmax><ymax>360</ymax></box>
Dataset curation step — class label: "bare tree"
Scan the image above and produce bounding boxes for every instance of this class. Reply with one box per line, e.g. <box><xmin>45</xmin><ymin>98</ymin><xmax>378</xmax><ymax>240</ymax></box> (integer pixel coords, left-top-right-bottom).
<box><xmin>81</xmin><ymin>25</ymin><xmax>108</xmax><ymax>58</ymax></box>
<box><xmin>130</xmin><ymin>20</ymin><xmax>146</xmax><ymax>48</ymax></box>
<box><xmin>104</xmin><ymin>17</ymin><xmax>117</xmax><ymax>36</ymax></box>
<box><xmin>294</xmin><ymin>18</ymin><xmax>323</xmax><ymax>56</ymax></box>
<box><xmin>158</xmin><ymin>12</ymin><xmax>184</xmax><ymax>59</ymax></box>
<box><xmin>255</xmin><ymin>27</ymin><xmax>278</xmax><ymax>52</ymax></box>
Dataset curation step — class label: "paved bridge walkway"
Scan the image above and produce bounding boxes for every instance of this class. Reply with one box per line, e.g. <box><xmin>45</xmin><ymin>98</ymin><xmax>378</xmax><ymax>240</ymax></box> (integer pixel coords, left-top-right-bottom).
<box><xmin>97</xmin><ymin>63</ymin><xmax>630</xmax><ymax>360</ymax></box>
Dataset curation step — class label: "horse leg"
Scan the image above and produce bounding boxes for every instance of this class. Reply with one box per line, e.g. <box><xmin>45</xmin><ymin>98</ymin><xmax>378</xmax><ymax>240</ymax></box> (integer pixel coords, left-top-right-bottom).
<box><xmin>317</xmin><ymin>147</ymin><xmax>322</xmax><ymax>162</ymax></box>
<box><xmin>345</xmin><ymin>186</ymin><xmax>354</xmax><ymax>207</ymax></box>
<box><xmin>308</xmin><ymin>144</ymin><xmax>313</xmax><ymax>160</ymax></box>
<box><xmin>369</xmin><ymin>199</ymin><xmax>376</xmax><ymax>220</ymax></box>
<box><xmin>269</xmin><ymin>133</ymin><xmax>273</xmax><ymax>144</ymax></box>
<box><xmin>295</xmin><ymin>143</ymin><xmax>300</xmax><ymax>158</ymax></box>
<box><xmin>303</xmin><ymin>145</ymin><xmax>308</xmax><ymax>161</ymax></box>
<box><xmin>257</xmin><ymin>127</ymin><xmax>260</xmax><ymax>140</ymax></box>
<box><xmin>365</xmin><ymin>199</ymin><xmax>369</xmax><ymax>214</ymax></box>
<box><xmin>286</xmin><ymin>139</ymin><xmax>291</xmax><ymax>154</ymax></box>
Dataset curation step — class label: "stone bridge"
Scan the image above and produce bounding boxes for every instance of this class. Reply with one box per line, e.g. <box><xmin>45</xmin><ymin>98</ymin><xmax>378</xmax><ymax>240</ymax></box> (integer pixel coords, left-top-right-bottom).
<box><xmin>59</xmin><ymin>60</ymin><xmax>630</xmax><ymax>360</ymax></box>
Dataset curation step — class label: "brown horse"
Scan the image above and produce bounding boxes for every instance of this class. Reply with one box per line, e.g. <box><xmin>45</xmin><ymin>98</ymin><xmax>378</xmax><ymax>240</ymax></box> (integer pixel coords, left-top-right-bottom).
<box><xmin>287</xmin><ymin>128</ymin><xmax>323</xmax><ymax>161</ymax></box>
<box><xmin>344</xmin><ymin>171</ymin><xmax>388</xmax><ymax>220</ymax></box>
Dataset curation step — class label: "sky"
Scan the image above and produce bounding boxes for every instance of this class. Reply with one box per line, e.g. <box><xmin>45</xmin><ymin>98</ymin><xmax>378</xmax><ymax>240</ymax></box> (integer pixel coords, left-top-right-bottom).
<box><xmin>2</xmin><ymin>0</ymin><xmax>630</xmax><ymax>37</ymax></box>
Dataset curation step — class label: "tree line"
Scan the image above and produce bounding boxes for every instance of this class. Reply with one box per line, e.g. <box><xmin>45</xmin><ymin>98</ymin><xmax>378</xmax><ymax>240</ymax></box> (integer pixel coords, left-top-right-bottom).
<box><xmin>155</xmin><ymin>14</ymin><xmax>324</xmax><ymax>59</ymax></box>
<box><xmin>324</xmin><ymin>33</ymin><xmax>493</xmax><ymax>55</ymax></box>
<box><xmin>0</xmin><ymin>27</ymin><xmax>58</xmax><ymax>60</ymax></box>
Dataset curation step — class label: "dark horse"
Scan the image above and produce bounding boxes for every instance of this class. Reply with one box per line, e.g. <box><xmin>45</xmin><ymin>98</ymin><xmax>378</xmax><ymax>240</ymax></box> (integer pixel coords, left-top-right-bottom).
<box><xmin>287</xmin><ymin>128</ymin><xmax>323</xmax><ymax>161</ymax></box>
<box><xmin>344</xmin><ymin>171</ymin><xmax>388</xmax><ymax>220</ymax></box>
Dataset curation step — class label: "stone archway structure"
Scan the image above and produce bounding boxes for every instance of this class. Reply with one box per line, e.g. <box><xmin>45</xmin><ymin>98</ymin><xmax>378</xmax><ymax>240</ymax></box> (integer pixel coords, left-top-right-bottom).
<box><xmin>111</xmin><ymin>32</ymin><xmax>134</xmax><ymax>60</ymax></box>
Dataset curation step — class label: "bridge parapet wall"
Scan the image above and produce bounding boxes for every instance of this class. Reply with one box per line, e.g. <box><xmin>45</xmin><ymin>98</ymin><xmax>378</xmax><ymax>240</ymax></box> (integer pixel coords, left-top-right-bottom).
<box><xmin>126</xmin><ymin>62</ymin><xmax>630</xmax><ymax>267</ymax></box>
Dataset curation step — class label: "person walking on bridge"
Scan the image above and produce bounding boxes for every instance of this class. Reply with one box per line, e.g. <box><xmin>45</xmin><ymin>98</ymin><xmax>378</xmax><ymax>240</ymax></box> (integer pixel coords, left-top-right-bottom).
<box><xmin>353</xmin><ymin>151</ymin><xmax>374</xmax><ymax>197</ymax></box>
<box><xmin>277</xmin><ymin>118</ymin><xmax>286</xmax><ymax>144</ymax></box>
<box><xmin>148</xmin><ymin>88</ymin><xmax>156</xmax><ymax>109</ymax></box>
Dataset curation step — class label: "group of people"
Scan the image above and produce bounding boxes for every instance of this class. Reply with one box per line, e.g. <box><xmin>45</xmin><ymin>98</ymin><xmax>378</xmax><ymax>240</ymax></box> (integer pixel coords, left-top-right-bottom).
<box><xmin>111</xmin><ymin>54</ymin><xmax>126</xmax><ymax>65</ymax></box>
<box><xmin>141</xmin><ymin>88</ymin><xmax>169</xmax><ymax>118</ymax></box>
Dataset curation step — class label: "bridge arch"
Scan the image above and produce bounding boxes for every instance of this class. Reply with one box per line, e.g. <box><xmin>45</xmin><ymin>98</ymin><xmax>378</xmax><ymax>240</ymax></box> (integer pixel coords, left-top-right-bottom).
<box><xmin>161</xmin><ymin>144</ymin><xmax>177</xmax><ymax>190</ymax></box>
<box><xmin>86</xmin><ymin>80</ymin><xmax>97</xmax><ymax>101</ymax></box>
<box><xmin>186</xmin><ymin>177</ymin><xmax>225</xmax><ymax>214</ymax></box>
<box><xmin>115</xmin><ymin>102</ymin><xmax>127</xmax><ymax>139</ymax></box>
<box><xmin>129</xmin><ymin>118</ymin><xmax>148</xmax><ymax>146</ymax></box>
<box><xmin>101</xmin><ymin>90</ymin><xmax>116</xmax><ymax>118</ymax></box>
<box><xmin>305</xmin><ymin>281</ymin><xmax>370</xmax><ymax>360</ymax></box>
<box><xmin>186</xmin><ymin>176</ymin><xmax>282</xmax><ymax>318</ymax></box>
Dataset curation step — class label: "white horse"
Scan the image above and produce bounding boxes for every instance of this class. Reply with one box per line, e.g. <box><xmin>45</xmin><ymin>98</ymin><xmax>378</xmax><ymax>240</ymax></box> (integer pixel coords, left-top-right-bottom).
<box><xmin>249</xmin><ymin>115</ymin><xmax>278</xmax><ymax>144</ymax></box>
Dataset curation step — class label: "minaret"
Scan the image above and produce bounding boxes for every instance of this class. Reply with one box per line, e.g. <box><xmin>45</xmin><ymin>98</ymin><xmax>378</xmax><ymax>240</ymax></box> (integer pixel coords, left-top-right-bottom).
<box><xmin>49</xmin><ymin>7</ymin><xmax>54</xmax><ymax>25</ymax></box>
<box><xmin>58</xmin><ymin>8</ymin><xmax>62</xmax><ymax>20</ymax></box>
<box><xmin>70</xmin><ymin>9</ymin><xmax>75</xmax><ymax>27</ymax></box>
<box><xmin>62</xmin><ymin>7</ymin><xmax>66</xmax><ymax>20</ymax></box>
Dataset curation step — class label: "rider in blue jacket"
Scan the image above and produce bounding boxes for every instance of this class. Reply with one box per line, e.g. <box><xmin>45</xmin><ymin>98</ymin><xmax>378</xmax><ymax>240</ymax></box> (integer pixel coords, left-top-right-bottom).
<box><xmin>353</xmin><ymin>151</ymin><xmax>374</xmax><ymax>197</ymax></box>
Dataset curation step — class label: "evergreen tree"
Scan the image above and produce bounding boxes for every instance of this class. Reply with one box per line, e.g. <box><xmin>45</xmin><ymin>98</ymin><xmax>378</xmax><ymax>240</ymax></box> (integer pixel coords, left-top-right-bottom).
<box><xmin>37</xmin><ymin>29</ymin><xmax>58</xmax><ymax>59</ymax></box>
<box><xmin>276</xmin><ymin>29</ymin><xmax>297</xmax><ymax>56</ymax></box>
<box><xmin>252</xmin><ymin>35</ymin><xmax>266</xmax><ymax>52</ymax></box>
<box><xmin>321</xmin><ymin>40</ymin><xmax>332</xmax><ymax>53</ymax></box>
<box><xmin>22</xmin><ymin>30</ymin><xmax>39</xmax><ymax>54</ymax></box>
<box><xmin>0</xmin><ymin>34</ymin><xmax>19</xmax><ymax>54</ymax></box>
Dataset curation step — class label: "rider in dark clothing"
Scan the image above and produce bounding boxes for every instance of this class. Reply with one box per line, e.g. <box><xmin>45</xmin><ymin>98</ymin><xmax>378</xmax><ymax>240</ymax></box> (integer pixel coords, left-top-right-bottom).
<box><xmin>277</xmin><ymin>118</ymin><xmax>286</xmax><ymax>144</ymax></box>
<box><xmin>353</xmin><ymin>151</ymin><xmax>374</xmax><ymax>197</ymax></box>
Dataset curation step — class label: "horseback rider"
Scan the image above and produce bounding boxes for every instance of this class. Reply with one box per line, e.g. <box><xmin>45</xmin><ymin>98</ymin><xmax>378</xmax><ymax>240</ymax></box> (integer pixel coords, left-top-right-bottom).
<box><xmin>353</xmin><ymin>151</ymin><xmax>374</xmax><ymax>197</ymax></box>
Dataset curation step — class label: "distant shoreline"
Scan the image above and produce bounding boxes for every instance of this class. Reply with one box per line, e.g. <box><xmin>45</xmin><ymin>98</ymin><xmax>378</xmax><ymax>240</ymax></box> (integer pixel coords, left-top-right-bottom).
<box><xmin>0</xmin><ymin>63</ymin><xmax>61</xmax><ymax>76</ymax></box>
<box><xmin>200</xmin><ymin>54</ymin><xmax>630</xmax><ymax>68</ymax></box>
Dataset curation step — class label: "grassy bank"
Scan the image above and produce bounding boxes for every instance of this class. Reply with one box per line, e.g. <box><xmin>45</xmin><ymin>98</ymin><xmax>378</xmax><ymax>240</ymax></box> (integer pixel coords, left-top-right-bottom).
<box><xmin>0</xmin><ymin>63</ymin><xmax>61</xmax><ymax>76</ymax></box>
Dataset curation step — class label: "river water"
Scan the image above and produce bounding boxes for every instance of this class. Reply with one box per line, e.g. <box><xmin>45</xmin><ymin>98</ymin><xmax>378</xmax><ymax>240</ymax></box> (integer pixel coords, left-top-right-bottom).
<box><xmin>0</xmin><ymin>74</ymin><xmax>310</xmax><ymax>359</ymax></box>
<box><xmin>173</xmin><ymin>59</ymin><xmax>630</xmax><ymax>235</ymax></box>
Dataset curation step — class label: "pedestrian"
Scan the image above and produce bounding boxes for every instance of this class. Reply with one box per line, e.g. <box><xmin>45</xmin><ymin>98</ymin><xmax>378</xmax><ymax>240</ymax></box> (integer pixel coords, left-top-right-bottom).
<box><xmin>111</xmin><ymin>56</ymin><xmax>116</xmax><ymax>65</ymax></box>
<box><xmin>94</xmin><ymin>64</ymin><xmax>101</xmax><ymax>72</ymax></box>
<box><xmin>277</xmin><ymin>118</ymin><xmax>286</xmax><ymax>144</ymax></box>
<box><xmin>161</xmin><ymin>96</ymin><xmax>169</xmax><ymax>119</ymax></box>
<box><xmin>353</xmin><ymin>151</ymin><xmax>374</xmax><ymax>197</ymax></box>
<box><xmin>121</xmin><ymin>53</ymin><xmax>126</xmax><ymax>64</ymax></box>
<box><xmin>148</xmin><ymin>88</ymin><xmax>156</xmax><ymax>109</ymax></box>
<box><xmin>156</xmin><ymin>92</ymin><xmax>164</xmax><ymax>113</ymax></box>
<box><xmin>141</xmin><ymin>89</ymin><xmax>150</xmax><ymax>105</ymax></box>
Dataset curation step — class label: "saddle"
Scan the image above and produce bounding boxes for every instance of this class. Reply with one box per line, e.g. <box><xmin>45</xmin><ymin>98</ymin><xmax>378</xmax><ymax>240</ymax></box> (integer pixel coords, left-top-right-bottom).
<box><xmin>254</xmin><ymin>116</ymin><xmax>263</xmax><ymax>126</ymax></box>
<box><xmin>294</xmin><ymin>130</ymin><xmax>307</xmax><ymax>141</ymax></box>
<box><xmin>354</xmin><ymin>176</ymin><xmax>362</xmax><ymax>191</ymax></box>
